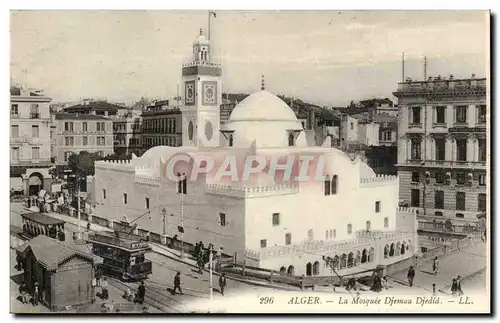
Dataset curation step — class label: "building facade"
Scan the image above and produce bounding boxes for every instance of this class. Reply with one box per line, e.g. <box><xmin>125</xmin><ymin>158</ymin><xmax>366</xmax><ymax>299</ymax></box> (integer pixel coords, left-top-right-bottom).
<box><xmin>393</xmin><ymin>75</ymin><xmax>487</xmax><ymax>223</ymax></box>
<box><xmin>141</xmin><ymin>100</ymin><xmax>182</xmax><ymax>151</ymax></box>
<box><xmin>112</xmin><ymin>112</ymin><xmax>143</xmax><ymax>157</ymax></box>
<box><xmin>91</xmin><ymin>29</ymin><xmax>417</xmax><ymax>277</ymax></box>
<box><xmin>10</xmin><ymin>86</ymin><xmax>54</xmax><ymax>195</ymax></box>
<box><xmin>53</xmin><ymin>113</ymin><xmax>114</xmax><ymax>164</ymax></box>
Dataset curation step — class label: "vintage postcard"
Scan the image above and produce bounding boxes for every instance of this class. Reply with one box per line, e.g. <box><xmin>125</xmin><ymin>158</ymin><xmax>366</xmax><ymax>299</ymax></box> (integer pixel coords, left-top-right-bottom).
<box><xmin>9</xmin><ymin>10</ymin><xmax>490</xmax><ymax>314</ymax></box>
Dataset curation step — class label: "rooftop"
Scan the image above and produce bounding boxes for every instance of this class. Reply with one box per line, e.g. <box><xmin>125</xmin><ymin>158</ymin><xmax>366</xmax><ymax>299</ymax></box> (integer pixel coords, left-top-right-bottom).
<box><xmin>16</xmin><ymin>235</ymin><xmax>101</xmax><ymax>271</ymax></box>
<box><xmin>64</xmin><ymin>101</ymin><xmax>123</xmax><ymax>113</ymax></box>
<box><xmin>21</xmin><ymin>212</ymin><xmax>65</xmax><ymax>226</ymax></box>
<box><xmin>54</xmin><ymin>113</ymin><xmax>110</xmax><ymax>121</ymax></box>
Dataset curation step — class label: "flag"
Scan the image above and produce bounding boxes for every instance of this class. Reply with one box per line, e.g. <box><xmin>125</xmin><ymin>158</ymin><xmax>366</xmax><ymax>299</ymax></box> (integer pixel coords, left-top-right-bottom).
<box><xmin>209</xmin><ymin>10</ymin><xmax>216</xmax><ymax>18</ymax></box>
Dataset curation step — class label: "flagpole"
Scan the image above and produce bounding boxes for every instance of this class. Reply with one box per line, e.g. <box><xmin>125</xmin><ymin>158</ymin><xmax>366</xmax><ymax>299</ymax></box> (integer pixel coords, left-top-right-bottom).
<box><xmin>208</xmin><ymin>11</ymin><xmax>211</xmax><ymax>41</ymax></box>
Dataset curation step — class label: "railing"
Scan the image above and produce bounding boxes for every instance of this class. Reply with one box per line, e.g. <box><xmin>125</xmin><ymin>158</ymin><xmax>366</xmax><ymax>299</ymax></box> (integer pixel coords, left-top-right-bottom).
<box><xmin>30</xmin><ymin>113</ymin><xmax>40</xmax><ymax>119</ymax></box>
<box><xmin>396</xmin><ymin>79</ymin><xmax>486</xmax><ymax>92</ymax></box>
<box><xmin>408</xmin><ymin>160</ymin><xmax>486</xmax><ymax>167</ymax></box>
<box><xmin>418</xmin><ymin>221</ymin><xmax>485</xmax><ymax>234</ymax></box>
<box><xmin>10</xmin><ymin>137</ymin><xmax>45</xmax><ymax>145</ymax></box>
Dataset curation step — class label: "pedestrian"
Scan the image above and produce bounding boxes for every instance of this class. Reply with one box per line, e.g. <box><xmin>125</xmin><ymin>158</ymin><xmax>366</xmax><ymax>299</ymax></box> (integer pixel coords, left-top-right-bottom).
<box><xmin>219</xmin><ymin>273</ymin><xmax>227</xmax><ymax>296</ymax></box>
<box><xmin>433</xmin><ymin>257</ymin><xmax>439</xmax><ymax>276</ymax></box>
<box><xmin>197</xmin><ymin>257</ymin><xmax>204</xmax><ymax>274</ymax></box>
<box><xmin>381</xmin><ymin>275</ymin><xmax>389</xmax><ymax>290</ymax></box>
<box><xmin>33</xmin><ymin>283</ymin><xmax>39</xmax><ymax>306</ymax></box>
<box><xmin>135</xmin><ymin>281</ymin><xmax>146</xmax><ymax>304</ymax></box>
<box><xmin>101</xmin><ymin>277</ymin><xmax>109</xmax><ymax>299</ymax></box>
<box><xmin>193</xmin><ymin>242</ymin><xmax>200</xmax><ymax>257</ymax></box>
<box><xmin>407</xmin><ymin>266</ymin><xmax>415</xmax><ymax>287</ymax></box>
<box><xmin>456</xmin><ymin>275</ymin><xmax>464</xmax><ymax>296</ymax></box>
<box><xmin>96</xmin><ymin>268</ymin><xmax>102</xmax><ymax>287</ymax></box>
<box><xmin>451</xmin><ymin>278</ymin><xmax>458</xmax><ymax>296</ymax></box>
<box><xmin>172</xmin><ymin>271</ymin><xmax>183</xmax><ymax>295</ymax></box>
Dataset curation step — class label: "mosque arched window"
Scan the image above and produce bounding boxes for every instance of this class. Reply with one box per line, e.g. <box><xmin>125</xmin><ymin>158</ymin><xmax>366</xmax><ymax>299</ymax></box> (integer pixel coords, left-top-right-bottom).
<box><xmin>306</xmin><ymin>262</ymin><xmax>312</xmax><ymax>276</ymax></box>
<box><xmin>331</xmin><ymin>175</ymin><xmax>338</xmax><ymax>195</ymax></box>
<box><xmin>313</xmin><ymin>261</ymin><xmax>320</xmax><ymax>276</ymax></box>
<box><xmin>324</xmin><ymin>175</ymin><xmax>331</xmax><ymax>196</ymax></box>
<box><xmin>288</xmin><ymin>132</ymin><xmax>295</xmax><ymax>147</ymax></box>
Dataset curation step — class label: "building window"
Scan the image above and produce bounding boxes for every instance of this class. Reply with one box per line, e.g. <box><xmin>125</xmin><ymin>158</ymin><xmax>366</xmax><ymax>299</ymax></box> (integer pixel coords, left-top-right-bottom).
<box><xmin>65</xmin><ymin>136</ymin><xmax>74</xmax><ymax>146</ymax></box>
<box><xmin>456</xmin><ymin>213</ymin><xmax>464</xmax><ymax>218</ymax></box>
<box><xmin>456</xmin><ymin>139</ymin><xmax>467</xmax><ymax>161</ymax></box>
<box><xmin>123</xmin><ymin>193</ymin><xmax>128</xmax><ymax>204</ymax></box>
<box><xmin>436</xmin><ymin>106</ymin><xmax>446</xmax><ymax>123</ymax></box>
<box><xmin>478</xmin><ymin>193</ymin><xmax>486</xmax><ymax>212</ymax></box>
<box><xmin>365</xmin><ymin>221</ymin><xmax>371</xmax><ymax>231</ymax></box>
<box><xmin>30</xmin><ymin>104</ymin><xmax>40</xmax><ymax>118</ymax></box>
<box><xmin>456</xmin><ymin>106</ymin><xmax>467</xmax><ymax>124</ymax></box>
<box><xmin>260</xmin><ymin>239</ymin><xmax>267</xmax><ymax>248</ymax></box>
<box><xmin>97</xmin><ymin>136</ymin><xmax>105</xmax><ymax>146</ymax></box>
<box><xmin>324</xmin><ymin>175</ymin><xmax>331</xmax><ymax>196</ymax></box>
<box><xmin>478</xmin><ymin>105</ymin><xmax>486</xmax><ymax>124</ymax></box>
<box><xmin>11</xmin><ymin>125</ymin><xmax>19</xmax><ymax>137</ymax></box>
<box><xmin>375</xmin><ymin>201</ymin><xmax>381</xmax><ymax>213</ymax></box>
<box><xmin>83</xmin><ymin>136</ymin><xmax>88</xmax><ymax>146</ymax></box>
<box><xmin>411</xmin><ymin>171</ymin><xmax>420</xmax><ymax>183</ymax></box>
<box><xmin>83</xmin><ymin>122</ymin><xmax>88</xmax><ymax>132</ymax></box>
<box><xmin>64</xmin><ymin>122</ymin><xmax>74</xmax><ymax>132</ymax></box>
<box><xmin>384</xmin><ymin>217</ymin><xmax>389</xmax><ymax>228</ymax></box>
<box><xmin>350</xmin><ymin>122</ymin><xmax>354</xmax><ymax>130</ymax></box>
<box><xmin>382</xmin><ymin>131</ymin><xmax>392</xmax><ymax>141</ymax></box>
<box><xmin>272</xmin><ymin>213</ymin><xmax>280</xmax><ymax>226</ymax></box>
<box><xmin>456</xmin><ymin>172</ymin><xmax>466</xmax><ymax>185</ymax></box>
<box><xmin>29</xmin><ymin>125</ymin><xmax>38</xmax><ymax>138</ymax></box>
<box><xmin>411</xmin><ymin>138</ymin><xmax>421</xmax><ymax>160</ymax></box>
<box><xmin>285</xmin><ymin>233</ymin><xmax>292</xmax><ymax>245</ymax></box>
<box><xmin>31</xmin><ymin>147</ymin><xmax>39</xmax><ymax>159</ymax></box>
<box><xmin>145</xmin><ymin>198</ymin><xmax>150</xmax><ymax>210</ymax></box>
<box><xmin>479</xmin><ymin>174</ymin><xmax>486</xmax><ymax>186</ymax></box>
<box><xmin>219</xmin><ymin>213</ymin><xmax>226</xmax><ymax>227</ymax></box>
<box><xmin>288</xmin><ymin>132</ymin><xmax>295</xmax><ymax>146</ymax></box>
<box><xmin>11</xmin><ymin>104</ymin><xmax>18</xmax><ymax>115</ymax></box>
<box><xmin>411</xmin><ymin>106</ymin><xmax>421</xmax><ymax>124</ymax></box>
<box><xmin>229</xmin><ymin>134</ymin><xmax>234</xmax><ymax>147</ymax></box>
<box><xmin>411</xmin><ymin>189</ymin><xmax>420</xmax><ymax>207</ymax></box>
<box><xmin>64</xmin><ymin>152</ymin><xmax>71</xmax><ymax>162</ymax></box>
<box><xmin>435</xmin><ymin>138</ymin><xmax>445</xmax><ymax>161</ymax></box>
<box><xmin>103</xmin><ymin>189</ymin><xmax>106</xmax><ymax>200</ymax></box>
<box><xmin>456</xmin><ymin>192</ymin><xmax>466</xmax><ymax>211</ymax></box>
<box><xmin>435</xmin><ymin>190</ymin><xmax>444</xmax><ymax>209</ymax></box>
<box><xmin>331</xmin><ymin>175</ymin><xmax>338</xmax><ymax>194</ymax></box>
<box><xmin>11</xmin><ymin>147</ymin><xmax>19</xmax><ymax>161</ymax></box>
<box><xmin>97</xmin><ymin>122</ymin><xmax>101</xmax><ymax>132</ymax></box>
<box><xmin>347</xmin><ymin>224</ymin><xmax>352</xmax><ymax>235</ymax></box>
<box><xmin>478</xmin><ymin>139</ymin><xmax>486</xmax><ymax>162</ymax></box>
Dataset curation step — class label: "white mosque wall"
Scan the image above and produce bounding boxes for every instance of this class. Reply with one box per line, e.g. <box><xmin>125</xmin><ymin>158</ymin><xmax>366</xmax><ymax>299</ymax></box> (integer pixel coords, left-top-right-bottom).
<box><xmin>94</xmin><ymin>160</ymin><xmax>247</xmax><ymax>257</ymax></box>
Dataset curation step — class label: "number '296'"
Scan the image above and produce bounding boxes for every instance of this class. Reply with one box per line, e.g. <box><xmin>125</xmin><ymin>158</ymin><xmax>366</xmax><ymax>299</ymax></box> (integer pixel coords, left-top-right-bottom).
<box><xmin>259</xmin><ymin>297</ymin><xmax>274</xmax><ymax>304</ymax></box>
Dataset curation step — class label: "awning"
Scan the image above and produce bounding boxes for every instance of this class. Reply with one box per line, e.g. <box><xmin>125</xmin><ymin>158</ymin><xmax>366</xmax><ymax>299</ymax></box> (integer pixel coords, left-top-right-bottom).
<box><xmin>10</xmin><ymin>177</ymin><xmax>24</xmax><ymax>191</ymax></box>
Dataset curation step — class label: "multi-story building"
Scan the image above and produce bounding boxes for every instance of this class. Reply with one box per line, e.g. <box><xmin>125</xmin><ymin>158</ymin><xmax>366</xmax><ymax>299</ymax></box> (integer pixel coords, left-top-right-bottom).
<box><xmin>141</xmin><ymin>100</ymin><xmax>182</xmax><ymax>150</ymax></box>
<box><xmin>53</xmin><ymin>113</ymin><xmax>114</xmax><ymax>164</ymax></box>
<box><xmin>112</xmin><ymin>111</ymin><xmax>143</xmax><ymax>157</ymax></box>
<box><xmin>393</xmin><ymin>74</ymin><xmax>487</xmax><ymax>223</ymax></box>
<box><xmin>10</xmin><ymin>86</ymin><xmax>54</xmax><ymax>195</ymax></box>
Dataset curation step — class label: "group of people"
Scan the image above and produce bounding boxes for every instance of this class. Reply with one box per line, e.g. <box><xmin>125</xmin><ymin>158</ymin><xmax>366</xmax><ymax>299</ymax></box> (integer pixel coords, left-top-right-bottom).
<box><xmin>451</xmin><ymin>275</ymin><xmax>464</xmax><ymax>296</ymax></box>
<box><xmin>192</xmin><ymin>242</ymin><xmax>223</xmax><ymax>275</ymax></box>
<box><xmin>123</xmin><ymin>281</ymin><xmax>146</xmax><ymax>304</ymax></box>
<box><xmin>18</xmin><ymin>281</ymin><xmax>43</xmax><ymax>306</ymax></box>
<box><xmin>92</xmin><ymin>269</ymin><xmax>109</xmax><ymax>300</ymax></box>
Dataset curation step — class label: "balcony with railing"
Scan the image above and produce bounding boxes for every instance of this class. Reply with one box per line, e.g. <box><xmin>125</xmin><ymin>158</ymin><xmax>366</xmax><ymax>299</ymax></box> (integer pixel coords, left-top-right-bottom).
<box><xmin>10</xmin><ymin>136</ymin><xmax>45</xmax><ymax>145</ymax></box>
<box><xmin>30</xmin><ymin>113</ymin><xmax>40</xmax><ymax>119</ymax></box>
<box><xmin>395</xmin><ymin>77</ymin><xmax>487</xmax><ymax>95</ymax></box>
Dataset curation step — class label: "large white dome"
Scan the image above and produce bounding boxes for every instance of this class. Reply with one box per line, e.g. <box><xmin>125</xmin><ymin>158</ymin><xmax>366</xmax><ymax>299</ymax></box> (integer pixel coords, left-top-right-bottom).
<box><xmin>229</xmin><ymin>90</ymin><xmax>298</xmax><ymax>122</ymax></box>
<box><xmin>225</xmin><ymin>90</ymin><xmax>305</xmax><ymax>148</ymax></box>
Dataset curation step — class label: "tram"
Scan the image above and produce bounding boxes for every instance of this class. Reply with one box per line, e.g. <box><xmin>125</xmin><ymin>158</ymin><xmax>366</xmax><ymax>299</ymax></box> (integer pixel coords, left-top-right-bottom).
<box><xmin>87</xmin><ymin>232</ymin><xmax>152</xmax><ymax>281</ymax></box>
<box><xmin>21</xmin><ymin>212</ymin><xmax>66</xmax><ymax>241</ymax></box>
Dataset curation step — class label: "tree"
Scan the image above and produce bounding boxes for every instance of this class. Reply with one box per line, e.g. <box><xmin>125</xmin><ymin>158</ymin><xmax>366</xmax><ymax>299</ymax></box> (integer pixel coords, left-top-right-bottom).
<box><xmin>67</xmin><ymin>151</ymin><xmax>103</xmax><ymax>177</ymax></box>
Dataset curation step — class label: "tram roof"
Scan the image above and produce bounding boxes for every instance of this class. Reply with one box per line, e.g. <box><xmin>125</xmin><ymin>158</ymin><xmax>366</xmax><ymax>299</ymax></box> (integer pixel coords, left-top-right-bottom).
<box><xmin>21</xmin><ymin>212</ymin><xmax>65</xmax><ymax>226</ymax></box>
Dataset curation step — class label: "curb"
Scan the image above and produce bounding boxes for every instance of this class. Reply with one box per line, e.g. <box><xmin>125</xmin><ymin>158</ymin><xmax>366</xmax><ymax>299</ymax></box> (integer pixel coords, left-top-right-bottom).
<box><xmin>438</xmin><ymin>267</ymin><xmax>487</xmax><ymax>294</ymax></box>
<box><xmin>150</xmin><ymin>244</ymin><xmax>300</xmax><ymax>292</ymax></box>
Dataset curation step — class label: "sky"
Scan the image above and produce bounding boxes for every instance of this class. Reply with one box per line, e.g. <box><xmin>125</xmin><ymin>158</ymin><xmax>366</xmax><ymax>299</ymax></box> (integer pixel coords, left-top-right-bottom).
<box><xmin>10</xmin><ymin>10</ymin><xmax>489</xmax><ymax>107</ymax></box>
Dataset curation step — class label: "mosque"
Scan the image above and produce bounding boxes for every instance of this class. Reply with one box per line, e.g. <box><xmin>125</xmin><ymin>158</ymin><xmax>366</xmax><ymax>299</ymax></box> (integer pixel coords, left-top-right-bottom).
<box><xmin>93</xmin><ymin>29</ymin><xmax>418</xmax><ymax>277</ymax></box>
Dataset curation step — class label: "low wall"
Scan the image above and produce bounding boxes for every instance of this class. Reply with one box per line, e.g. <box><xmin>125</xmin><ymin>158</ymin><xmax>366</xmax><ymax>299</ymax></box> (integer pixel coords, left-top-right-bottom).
<box><xmin>91</xmin><ymin>216</ymin><xmax>110</xmax><ymax>228</ymax></box>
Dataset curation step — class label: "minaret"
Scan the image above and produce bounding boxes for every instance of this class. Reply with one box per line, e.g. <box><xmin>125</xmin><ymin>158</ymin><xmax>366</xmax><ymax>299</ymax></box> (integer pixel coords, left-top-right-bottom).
<box><xmin>180</xmin><ymin>28</ymin><xmax>222</xmax><ymax>148</ymax></box>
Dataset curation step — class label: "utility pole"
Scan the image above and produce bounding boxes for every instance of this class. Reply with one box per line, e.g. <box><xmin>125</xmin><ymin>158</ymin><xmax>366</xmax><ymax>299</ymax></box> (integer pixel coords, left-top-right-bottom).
<box><xmin>77</xmin><ymin>177</ymin><xmax>81</xmax><ymax>239</ymax></box>
<box><xmin>422</xmin><ymin>56</ymin><xmax>428</xmax><ymax>216</ymax></box>
<box><xmin>402</xmin><ymin>52</ymin><xmax>405</xmax><ymax>83</ymax></box>
<box><xmin>180</xmin><ymin>173</ymin><xmax>185</xmax><ymax>258</ymax></box>
<box><xmin>209</xmin><ymin>244</ymin><xmax>213</xmax><ymax>300</ymax></box>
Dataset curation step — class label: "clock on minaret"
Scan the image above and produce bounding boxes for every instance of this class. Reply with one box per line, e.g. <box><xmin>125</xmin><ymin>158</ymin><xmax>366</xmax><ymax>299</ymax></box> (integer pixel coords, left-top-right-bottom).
<box><xmin>202</xmin><ymin>81</ymin><xmax>217</xmax><ymax>105</ymax></box>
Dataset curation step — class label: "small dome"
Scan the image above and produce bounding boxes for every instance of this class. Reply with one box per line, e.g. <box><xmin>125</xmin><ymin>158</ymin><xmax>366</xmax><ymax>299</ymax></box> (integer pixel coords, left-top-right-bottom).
<box><xmin>229</xmin><ymin>91</ymin><xmax>298</xmax><ymax>122</ymax></box>
<box><xmin>360</xmin><ymin>162</ymin><xmax>376</xmax><ymax>178</ymax></box>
